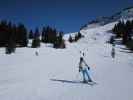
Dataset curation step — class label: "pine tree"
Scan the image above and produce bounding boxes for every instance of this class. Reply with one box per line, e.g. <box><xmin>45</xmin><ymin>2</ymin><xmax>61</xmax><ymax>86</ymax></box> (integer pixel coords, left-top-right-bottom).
<box><xmin>6</xmin><ymin>23</ymin><xmax>16</xmax><ymax>54</ymax></box>
<box><xmin>53</xmin><ymin>31</ymin><xmax>65</xmax><ymax>48</ymax></box>
<box><xmin>17</xmin><ymin>23</ymin><xmax>28</xmax><ymax>47</ymax></box>
<box><xmin>68</xmin><ymin>35</ymin><xmax>73</xmax><ymax>43</ymax></box>
<box><xmin>31</xmin><ymin>28</ymin><xmax>40</xmax><ymax>48</ymax></box>
<box><xmin>41</xmin><ymin>27</ymin><xmax>46</xmax><ymax>42</ymax></box>
<box><xmin>42</xmin><ymin>26</ymin><xmax>57</xmax><ymax>44</ymax></box>
<box><xmin>74</xmin><ymin>34</ymin><xmax>79</xmax><ymax>42</ymax></box>
<box><xmin>0</xmin><ymin>20</ymin><xmax>8</xmax><ymax>47</ymax></box>
<box><xmin>77</xmin><ymin>32</ymin><xmax>82</xmax><ymax>39</ymax></box>
<box><xmin>29</xmin><ymin>30</ymin><xmax>34</xmax><ymax>39</ymax></box>
<box><xmin>6</xmin><ymin>37</ymin><xmax>16</xmax><ymax>54</ymax></box>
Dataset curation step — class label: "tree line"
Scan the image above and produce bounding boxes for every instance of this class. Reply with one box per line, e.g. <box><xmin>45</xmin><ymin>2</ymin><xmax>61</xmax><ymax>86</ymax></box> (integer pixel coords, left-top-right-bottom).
<box><xmin>68</xmin><ymin>32</ymin><xmax>83</xmax><ymax>43</ymax></box>
<box><xmin>112</xmin><ymin>20</ymin><xmax>133</xmax><ymax>50</ymax></box>
<box><xmin>0</xmin><ymin>20</ymin><xmax>65</xmax><ymax>54</ymax></box>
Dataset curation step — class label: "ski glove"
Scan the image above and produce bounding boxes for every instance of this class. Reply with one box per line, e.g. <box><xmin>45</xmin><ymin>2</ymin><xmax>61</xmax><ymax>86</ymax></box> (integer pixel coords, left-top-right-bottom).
<box><xmin>88</xmin><ymin>67</ymin><xmax>90</xmax><ymax>70</ymax></box>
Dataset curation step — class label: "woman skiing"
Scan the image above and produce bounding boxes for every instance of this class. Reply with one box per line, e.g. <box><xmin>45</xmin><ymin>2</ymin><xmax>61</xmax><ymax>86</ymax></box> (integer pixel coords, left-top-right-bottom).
<box><xmin>79</xmin><ymin>57</ymin><xmax>93</xmax><ymax>83</ymax></box>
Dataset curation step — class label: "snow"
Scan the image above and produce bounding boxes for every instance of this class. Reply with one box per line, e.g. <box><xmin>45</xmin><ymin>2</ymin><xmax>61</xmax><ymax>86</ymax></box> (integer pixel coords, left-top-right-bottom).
<box><xmin>0</xmin><ymin>22</ymin><xmax>133</xmax><ymax>100</ymax></box>
<box><xmin>82</xmin><ymin>23</ymin><xmax>101</xmax><ymax>30</ymax></box>
<box><xmin>63</xmin><ymin>32</ymin><xmax>78</xmax><ymax>40</ymax></box>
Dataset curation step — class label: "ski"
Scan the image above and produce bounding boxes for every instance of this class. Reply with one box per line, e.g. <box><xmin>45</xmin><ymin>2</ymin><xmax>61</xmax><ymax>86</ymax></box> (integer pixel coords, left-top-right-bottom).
<box><xmin>82</xmin><ymin>81</ymin><xmax>97</xmax><ymax>86</ymax></box>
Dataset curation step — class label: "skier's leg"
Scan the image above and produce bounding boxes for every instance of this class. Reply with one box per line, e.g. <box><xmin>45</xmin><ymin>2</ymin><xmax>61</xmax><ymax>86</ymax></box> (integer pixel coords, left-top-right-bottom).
<box><xmin>82</xmin><ymin>70</ymin><xmax>86</xmax><ymax>82</ymax></box>
<box><xmin>112</xmin><ymin>52</ymin><xmax>113</xmax><ymax>57</ymax></box>
<box><xmin>112</xmin><ymin>52</ymin><xmax>115</xmax><ymax>58</ymax></box>
<box><xmin>85</xmin><ymin>69</ymin><xmax>92</xmax><ymax>82</ymax></box>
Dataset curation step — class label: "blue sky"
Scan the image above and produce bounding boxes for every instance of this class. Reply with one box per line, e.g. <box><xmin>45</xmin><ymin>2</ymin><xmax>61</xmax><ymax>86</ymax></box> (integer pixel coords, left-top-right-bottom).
<box><xmin>0</xmin><ymin>0</ymin><xmax>133</xmax><ymax>33</ymax></box>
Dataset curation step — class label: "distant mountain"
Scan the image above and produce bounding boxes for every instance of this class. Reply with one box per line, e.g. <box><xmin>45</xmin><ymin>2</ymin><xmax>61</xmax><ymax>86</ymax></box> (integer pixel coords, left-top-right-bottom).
<box><xmin>81</xmin><ymin>6</ymin><xmax>133</xmax><ymax>30</ymax></box>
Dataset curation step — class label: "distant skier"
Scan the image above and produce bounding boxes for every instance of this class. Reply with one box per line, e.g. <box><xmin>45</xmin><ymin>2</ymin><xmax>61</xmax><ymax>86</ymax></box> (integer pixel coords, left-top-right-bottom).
<box><xmin>79</xmin><ymin>57</ymin><xmax>93</xmax><ymax>83</ymax></box>
<box><xmin>111</xmin><ymin>43</ymin><xmax>115</xmax><ymax>58</ymax></box>
<box><xmin>35</xmin><ymin>50</ymin><xmax>39</xmax><ymax>56</ymax></box>
<box><xmin>111</xmin><ymin>47</ymin><xmax>115</xmax><ymax>58</ymax></box>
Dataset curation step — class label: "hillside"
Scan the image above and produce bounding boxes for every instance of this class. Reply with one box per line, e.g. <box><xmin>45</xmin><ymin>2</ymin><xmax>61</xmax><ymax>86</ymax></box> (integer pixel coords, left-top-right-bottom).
<box><xmin>0</xmin><ymin>21</ymin><xmax>133</xmax><ymax>100</ymax></box>
<box><xmin>81</xmin><ymin>7</ymin><xmax>133</xmax><ymax>30</ymax></box>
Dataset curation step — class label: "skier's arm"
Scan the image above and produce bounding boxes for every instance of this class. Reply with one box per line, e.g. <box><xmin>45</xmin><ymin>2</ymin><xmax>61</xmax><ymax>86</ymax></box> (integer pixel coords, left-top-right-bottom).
<box><xmin>84</xmin><ymin>60</ymin><xmax>90</xmax><ymax>70</ymax></box>
<box><xmin>83</xmin><ymin>60</ymin><xmax>88</xmax><ymax>67</ymax></box>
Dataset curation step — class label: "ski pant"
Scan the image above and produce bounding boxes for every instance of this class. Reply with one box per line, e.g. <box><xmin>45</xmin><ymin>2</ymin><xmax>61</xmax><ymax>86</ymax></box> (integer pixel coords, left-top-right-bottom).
<box><xmin>81</xmin><ymin>68</ymin><xmax>92</xmax><ymax>82</ymax></box>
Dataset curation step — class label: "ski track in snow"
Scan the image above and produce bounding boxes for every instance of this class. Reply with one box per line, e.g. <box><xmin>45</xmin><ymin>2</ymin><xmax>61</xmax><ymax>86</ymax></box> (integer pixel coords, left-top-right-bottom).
<box><xmin>0</xmin><ymin>22</ymin><xmax>133</xmax><ymax>100</ymax></box>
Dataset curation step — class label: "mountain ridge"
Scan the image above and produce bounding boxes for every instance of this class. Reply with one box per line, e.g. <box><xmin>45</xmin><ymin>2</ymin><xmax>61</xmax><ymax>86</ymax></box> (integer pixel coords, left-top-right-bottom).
<box><xmin>81</xmin><ymin>6</ymin><xmax>133</xmax><ymax>30</ymax></box>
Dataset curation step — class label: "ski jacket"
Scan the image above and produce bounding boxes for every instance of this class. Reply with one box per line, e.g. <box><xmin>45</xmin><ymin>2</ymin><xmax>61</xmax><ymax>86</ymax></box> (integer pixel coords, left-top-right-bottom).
<box><xmin>79</xmin><ymin>60</ymin><xmax>89</xmax><ymax>70</ymax></box>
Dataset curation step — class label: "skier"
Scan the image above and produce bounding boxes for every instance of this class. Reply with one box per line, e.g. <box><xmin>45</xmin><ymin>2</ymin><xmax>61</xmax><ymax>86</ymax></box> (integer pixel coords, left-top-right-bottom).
<box><xmin>79</xmin><ymin>57</ymin><xmax>93</xmax><ymax>83</ymax></box>
<box><xmin>111</xmin><ymin>47</ymin><xmax>115</xmax><ymax>58</ymax></box>
<box><xmin>111</xmin><ymin>42</ymin><xmax>115</xmax><ymax>58</ymax></box>
<box><xmin>35</xmin><ymin>50</ymin><xmax>39</xmax><ymax>56</ymax></box>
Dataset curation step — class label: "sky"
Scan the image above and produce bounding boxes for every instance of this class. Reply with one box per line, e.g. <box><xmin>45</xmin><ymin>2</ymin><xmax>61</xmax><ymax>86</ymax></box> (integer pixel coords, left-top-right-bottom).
<box><xmin>0</xmin><ymin>0</ymin><xmax>133</xmax><ymax>33</ymax></box>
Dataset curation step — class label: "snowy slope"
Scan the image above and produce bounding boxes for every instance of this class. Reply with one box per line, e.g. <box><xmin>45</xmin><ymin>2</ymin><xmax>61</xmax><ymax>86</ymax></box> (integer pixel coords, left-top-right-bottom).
<box><xmin>81</xmin><ymin>7</ymin><xmax>133</xmax><ymax>30</ymax></box>
<box><xmin>0</xmin><ymin>22</ymin><xmax>133</xmax><ymax>100</ymax></box>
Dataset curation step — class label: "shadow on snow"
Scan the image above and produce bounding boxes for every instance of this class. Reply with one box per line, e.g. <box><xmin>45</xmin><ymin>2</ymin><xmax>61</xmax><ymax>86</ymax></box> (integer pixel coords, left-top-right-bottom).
<box><xmin>50</xmin><ymin>79</ymin><xmax>97</xmax><ymax>85</ymax></box>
